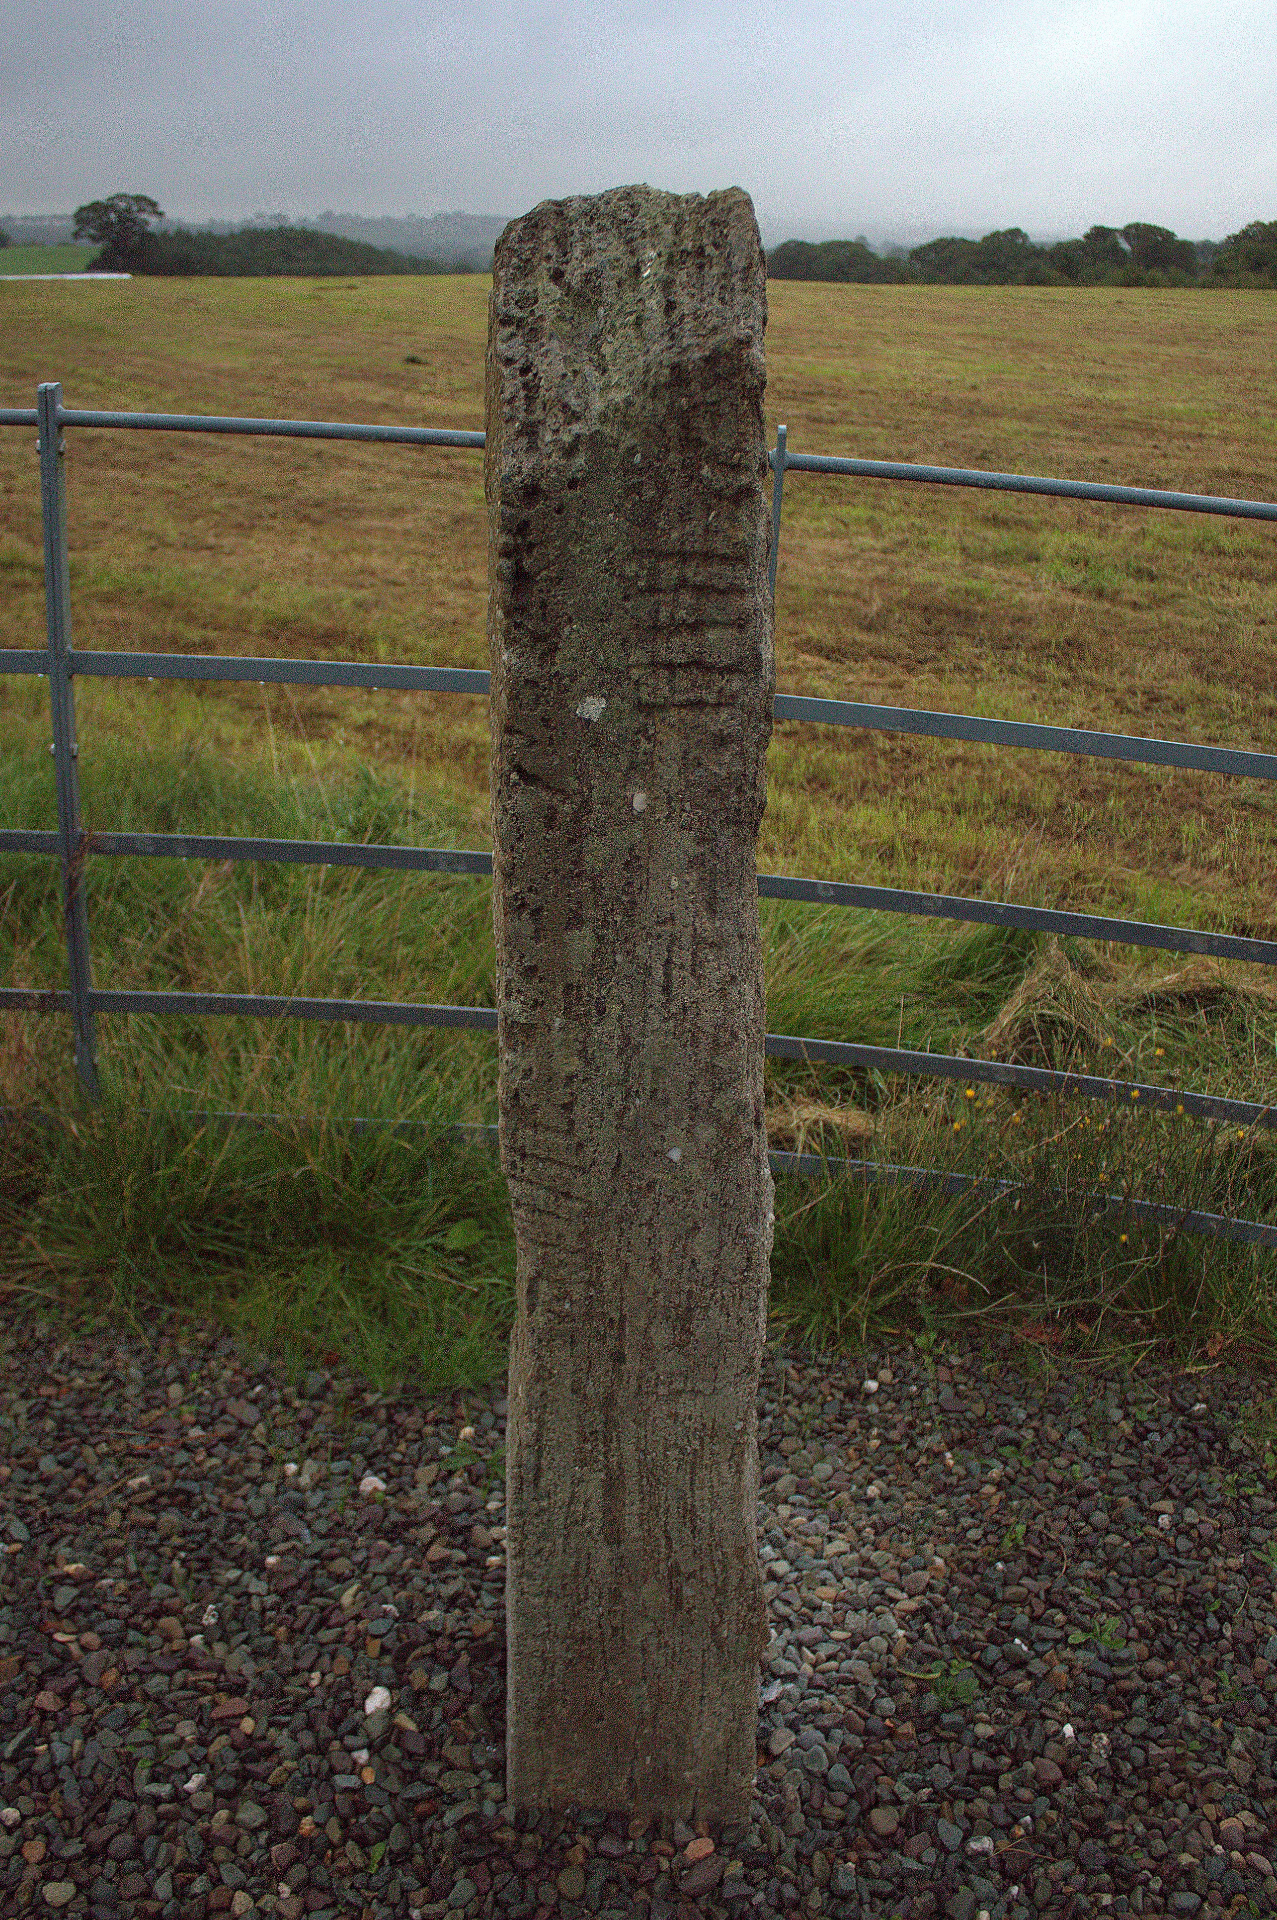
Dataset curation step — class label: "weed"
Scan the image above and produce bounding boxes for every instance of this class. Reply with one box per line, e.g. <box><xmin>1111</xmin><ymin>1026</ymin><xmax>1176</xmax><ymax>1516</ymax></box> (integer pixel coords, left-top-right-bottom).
<box><xmin>931</xmin><ymin>1661</ymin><xmax>980</xmax><ymax>1709</ymax></box>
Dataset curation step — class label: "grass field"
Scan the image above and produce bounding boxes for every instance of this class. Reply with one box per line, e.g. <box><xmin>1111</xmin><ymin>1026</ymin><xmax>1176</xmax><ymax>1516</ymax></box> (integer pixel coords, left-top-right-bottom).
<box><xmin>2</xmin><ymin>275</ymin><xmax>1276</xmax><ymax>1387</ymax></box>
<box><xmin>0</xmin><ymin>244</ymin><xmax>101</xmax><ymax>275</ymax></box>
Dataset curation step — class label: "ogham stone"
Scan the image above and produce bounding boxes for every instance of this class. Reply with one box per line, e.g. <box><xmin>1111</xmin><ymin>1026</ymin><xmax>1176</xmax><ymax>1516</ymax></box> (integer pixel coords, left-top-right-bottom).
<box><xmin>485</xmin><ymin>183</ymin><xmax>775</xmax><ymax>1824</ymax></box>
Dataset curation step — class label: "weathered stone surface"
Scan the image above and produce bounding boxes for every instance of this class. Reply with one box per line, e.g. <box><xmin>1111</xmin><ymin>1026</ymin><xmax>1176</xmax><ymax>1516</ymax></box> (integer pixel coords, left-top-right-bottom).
<box><xmin>487</xmin><ymin>182</ymin><xmax>774</xmax><ymax>1823</ymax></box>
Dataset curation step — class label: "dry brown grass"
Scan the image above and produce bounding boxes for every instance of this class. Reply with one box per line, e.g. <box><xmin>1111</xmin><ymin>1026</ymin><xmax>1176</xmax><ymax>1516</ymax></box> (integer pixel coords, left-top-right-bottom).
<box><xmin>2</xmin><ymin>274</ymin><xmax>1275</xmax><ymax>934</ymax></box>
<box><xmin>766</xmin><ymin>1091</ymin><xmax>877</xmax><ymax>1156</ymax></box>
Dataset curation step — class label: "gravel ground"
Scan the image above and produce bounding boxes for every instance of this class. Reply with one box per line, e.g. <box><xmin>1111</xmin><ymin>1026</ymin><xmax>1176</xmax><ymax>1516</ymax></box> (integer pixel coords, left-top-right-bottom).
<box><xmin>1</xmin><ymin>1317</ymin><xmax>1275</xmax><ymax>1920</ymax></box>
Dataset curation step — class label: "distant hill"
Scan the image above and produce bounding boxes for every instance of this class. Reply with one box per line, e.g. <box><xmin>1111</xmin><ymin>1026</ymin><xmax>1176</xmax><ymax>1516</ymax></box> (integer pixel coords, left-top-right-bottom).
<box><xmin>304</xmin><ymin>211</ymin><xmax>507</xmax><ymax>269</ymax></box>
<box><xmin>128</xmin><ymin>225</ymin><xmax>455</xmax><ymax>277</ymax></box>
<box><xmin>1</xmin><ymin>210</ymin><xmax>509</xmax><ymax>270</ymax></box>
<box><xmin>0</xmin><ymin>214</ymin><xmax>79</xmax><ymax>246</ymax></box>
<box><xmin>158</xmin><ymin>211</ymin><xmax>507</xmax><ymax>271</ymax></box>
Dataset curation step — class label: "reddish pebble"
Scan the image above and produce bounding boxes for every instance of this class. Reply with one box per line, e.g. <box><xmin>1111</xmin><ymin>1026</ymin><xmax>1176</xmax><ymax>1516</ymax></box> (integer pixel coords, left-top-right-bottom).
<box><xmin>685</xmin><ymin>1835</ymin><xmax>715</xmax><ymax>1862</ymax></box>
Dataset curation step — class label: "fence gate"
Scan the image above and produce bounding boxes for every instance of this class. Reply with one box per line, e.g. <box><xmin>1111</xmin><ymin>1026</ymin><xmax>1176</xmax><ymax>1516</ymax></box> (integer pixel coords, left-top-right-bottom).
<box><xmin>2</xmin><ymin>381</ymin><xmax>1276</xmax><ymax>1248</ymax></box>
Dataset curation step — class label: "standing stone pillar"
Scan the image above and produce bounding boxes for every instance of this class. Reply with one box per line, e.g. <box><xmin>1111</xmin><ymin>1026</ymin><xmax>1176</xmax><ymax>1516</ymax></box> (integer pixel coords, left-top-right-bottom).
<box><xmin>486</xmin><ymin>184</ymin><xmax>775</xmax><ymax>1825</ymax></box>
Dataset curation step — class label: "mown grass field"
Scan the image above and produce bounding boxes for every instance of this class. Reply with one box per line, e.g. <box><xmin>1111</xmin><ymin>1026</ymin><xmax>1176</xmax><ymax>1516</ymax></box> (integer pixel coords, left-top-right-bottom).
<box><xmin>0</xmin><ymin>244</ymin><xmax>100</xmax><ymax>275</ymax></box>
<box><xmin>1</xmin><ymin>274</ymin><xmax>1276</xmax><ymax>1389</ymax></box>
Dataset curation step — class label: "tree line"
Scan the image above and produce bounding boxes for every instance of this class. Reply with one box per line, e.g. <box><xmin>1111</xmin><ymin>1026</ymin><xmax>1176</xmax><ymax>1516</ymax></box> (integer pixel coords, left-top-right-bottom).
<box><xmin>768</xmin><ymin>221</ymin><xmax>1277</xmax><ymax>288</ymax></box>
<box><xmin>51</xmin><ymin>197</ymin><xmax>1277</xmax><ymax>288</ymax></box>
<box><xmin>68</xmin><ymin>195</ymin><xmax>468</xmax><ymax>276</ymax></box>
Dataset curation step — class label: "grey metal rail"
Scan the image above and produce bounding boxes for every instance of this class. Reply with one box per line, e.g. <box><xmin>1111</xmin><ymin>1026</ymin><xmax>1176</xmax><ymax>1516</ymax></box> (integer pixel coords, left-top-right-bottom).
<box><xmin>1</xmin><ymin>825</ymin><xmax>1271</xmax><ymax>968</ymax></box>
<box><xmin>778</xmin><ymin>450</ymin><xmax>1277</xmax><ymax>523</ymax></box>
<box><xmin>766</xmin><ymin>1149</ymin><xmax>1277</xmax><ymax>1251</ymax></box>
<box><xmin>1</xmin><ymin>1096</ymin><xmax>1271</xmax><ymax>1250</ymax></box>
<box><xmin>2</xmin><ymin>971</ymin><xmax>1272</xmax><ymax>1130</ymax></box>
<box><xmin>0</xmin><ymin>403</ymin><xmax>483</xmax><ymax>448</ymax></box>
<box><xmin>3</xmin><ymin>649</ymin><xmax>1273</xmax><ymax>785</ymax></box>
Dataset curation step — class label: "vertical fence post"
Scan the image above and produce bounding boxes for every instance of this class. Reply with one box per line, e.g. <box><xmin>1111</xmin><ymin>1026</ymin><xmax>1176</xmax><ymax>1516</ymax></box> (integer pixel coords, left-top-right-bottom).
<box><xmin>37</xmin><ymin>381</ymin><xmax>99</xmax><ymax>1100</ymax></box>
<box><xmin>768</xmin><ymin>422</ymin><xmax>787</xmax><ymax>597</ymax></box>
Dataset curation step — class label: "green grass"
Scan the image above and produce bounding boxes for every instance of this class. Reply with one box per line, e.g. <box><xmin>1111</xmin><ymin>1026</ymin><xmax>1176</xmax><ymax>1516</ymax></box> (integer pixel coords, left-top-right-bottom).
<box><xmin>3</xmin><ymin>277</ymin><xmax>1276</xmax><ymax>1389</ymax></box>
<box><xmin>0</xmin><ymin>244</ymin><xmax>100</xmax><ymax>275</ymax></box>
<box><xmin>3</xmin><ymin>697</ymin><xmax>1275</xmax><ymax>1391</ymax></box>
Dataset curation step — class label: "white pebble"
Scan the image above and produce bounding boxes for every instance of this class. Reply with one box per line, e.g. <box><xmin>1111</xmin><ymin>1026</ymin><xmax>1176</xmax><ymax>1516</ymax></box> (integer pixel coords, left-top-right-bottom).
<box><xmin>201</xmin><ymin>1605</ymin><xmax>218</xmax><ymax>1627</ymax></box>
<box><xmin>667</xmin><ymin>1146</ymin><xmax>682</xmax><ymax>1163</ymax></box>
<box><xmin>0</xmin><ymin>1808</ymin><xmax>20</xmax><ymax>1829</ymax></box>
<box><xmin>283</xmin><ymin>1462</ymin><xmax>298</xmax><ymax>1478</ymax></box>
<box><xmin>364</xmin><ymin>1685</ymin><xmax>392</xmax><ymax>1716</ymax></box>
<box><xmin>182</xmin><ymin>1774</ymin><xmax>206</xmax><ymax>1796</ymax></box>
<box><xmin>632</xmin><ymin>791</ymin><xmax>648</xmax><ymax>812</ymax></box>
<box><xmin>1062</xmin><ymin>1723</ymin><xmax>1075</xmax><ymax>1740</ymax></box>
<box><xmin>1158</xmin><ymin>1513</ymin><xmax>1171</xmax><ymax>1530</ymax></box>
<box><xmin>459</xmin><ymin>1426</ymin><xmax>475</xmax><ymax>1442</ymax></box>
<box><xmin>349</xmin><ymin>1747</ymin><xmax>369</xmax><ymax>1765</ymax></box>
<box><xmin>264</xmin><ymin>1555</ymin><xmax>280</xmax><ymax>1568</ymax></box>
<box><xmin>575</xmin><ymin>695</ymin><xmax>606</xmax><ymax>722</ymax></box>
<box><xmin>862</xmin><ymin>1378</ymin><xmax>879</xmax><ymax>1395</ymax></box>
<box><xmin>359</xmin><ymin>1473</ymin><xmax>387</xmax><ymax>1498</ymax></box>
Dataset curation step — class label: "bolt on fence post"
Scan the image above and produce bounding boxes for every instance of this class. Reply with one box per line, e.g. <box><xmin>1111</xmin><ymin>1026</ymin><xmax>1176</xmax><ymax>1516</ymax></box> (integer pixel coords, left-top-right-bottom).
<box><xmin>37</xmin><ymin>381</ymin><xmax>99</xmax><ymax>1100</ymax></box>
<box><xmin>768</xmin><ymin>422</ymin><xmax>787</xmax><ymax>597</ymax></box>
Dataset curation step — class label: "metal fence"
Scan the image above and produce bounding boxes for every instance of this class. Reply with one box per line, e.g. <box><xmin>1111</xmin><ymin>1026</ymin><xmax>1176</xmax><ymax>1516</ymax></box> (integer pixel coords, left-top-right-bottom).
<box><xmin>3</xmin><ymin>381</ymin><xmax>1277</xmax><ymax>1248</ymax></box>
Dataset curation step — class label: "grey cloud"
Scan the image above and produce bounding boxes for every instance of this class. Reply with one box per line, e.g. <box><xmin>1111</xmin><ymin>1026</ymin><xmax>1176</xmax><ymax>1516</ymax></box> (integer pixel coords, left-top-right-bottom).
<box><xmin>2</xmin><ymin>0</ymin><xmax>1272</xmax><ymax>241</ymax></box>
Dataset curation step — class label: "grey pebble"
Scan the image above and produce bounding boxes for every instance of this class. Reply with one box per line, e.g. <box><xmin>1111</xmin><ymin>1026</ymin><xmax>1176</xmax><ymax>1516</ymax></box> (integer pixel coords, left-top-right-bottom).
<box><xmin>1</xmin><ymin>1323</ymin><xmax>1274</xmax><ymax>1920</ymax></box>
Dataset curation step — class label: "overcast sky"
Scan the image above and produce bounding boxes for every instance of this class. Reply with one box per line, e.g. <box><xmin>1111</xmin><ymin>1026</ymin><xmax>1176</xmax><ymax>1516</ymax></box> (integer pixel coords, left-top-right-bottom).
<box><xmin>4</xmin><ymin>0</ymin><xmax>1274</xmax><ymax>243</ymax></box>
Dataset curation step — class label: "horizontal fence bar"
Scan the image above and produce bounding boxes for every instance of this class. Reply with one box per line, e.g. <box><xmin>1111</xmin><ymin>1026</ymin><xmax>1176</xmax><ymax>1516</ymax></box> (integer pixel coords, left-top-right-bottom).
<box><xmin>765</xmin><ymin>1033</ymin><xmax>1276</xmax><ymax>1130</ymax></box>
<box><xmin>758</xmin><ymin>872</ymin><xmax>1277</xmax><ymax>967</ymax></box>
<box><xmin>780</xmin><ymin>451</ymin><xmax>1277</xmax><ymax>523</ymax></box>
<box><xmin>767</xmin><ymin>1150</ymin><xmax>1277</xmax><ymax>1251</ymax></box>
<box><xmin>85</xmin><ymin>990</ymin><xmax>498</xmax><ymax>1029</ymax></box>
<box><xmin>1</xmin><ymin>1096</ymin><xmax>1270</xmax><ymax>1250</ymax></box>
<box><xmin>4</xmin><ymin>830</ymin><xmax>1270</xmax><ymax>969</ymax></box>
<box><xmin>3</xmin><ymin>971</ymin><xmax>1269</xmax><ymax>1130</ymax></box>
<box><xmin>0</xmin><ymin>827</ymin><xmax>494</xmax><ymax>876</ymax></box>
<box><xmin>6</xmin><ymin>400</ymin><xmax>1275</xmax><ymax>524</ymax></box>
<box><xmin>0</xmin><ymin>830</ymin><xmax>59</xmax><ymax>856</ymax></box>
<box><xmin>5</xmin><ymin>648</ymin><xmax>1271</xmax><ymax>787</ymax></box>
<box><xmin>773</xmin><ymin>694</ymin><xmax>1277</xmax><ymax>783</ymax></box>
<box><xmin>56</xmin><ymin>406</ymin><xmax>485</xmax><ymax>449</ymax></box>
<box><xmin>75</xmin><ymin>651</ymin><xmax>490</xmax><ymax>695</ymax></box>
<box><xmin>8</xmin><ymin>401</ymin><xmax>1274</xmax><ymax>523</ymax></box>
<box><xmin>89</xmin><ymin>831</ymin><xmax>490</xmax><ymax>875</ymax></box>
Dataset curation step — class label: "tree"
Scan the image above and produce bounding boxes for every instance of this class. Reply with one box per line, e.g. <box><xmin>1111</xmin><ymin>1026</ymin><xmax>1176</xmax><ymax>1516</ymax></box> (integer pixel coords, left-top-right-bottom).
<box><xmin>1119</xmin><ymin>223</ymin><xmax>1198</xmax><ymax>280</ymax></box>
<box><xmin>1047</xmin><ymin>226</ymin><xmax>1129</xmax><ymax>285</ymax></box>
<box><xmin>768</xmin><ymin>237</ymin><xmax>911</xmax><ymax>283</ymax></box>
<box><xmin>0</xmin><ymin>228</ymin><xmax>9</xmax><ymax>250</ymax></box>
<box><xmin>909</xmin><ymin>229</ymin><xmax>1054</xmax><ymax>285</ymax></box>
<box><xmin>73</xmin><ymin>194</ymin><xmax>164</xmax><ymax>270</ymax></box>
<box><xmin>1210</xmin><ymin>220</ymin><xmax>1277</xmax><ymax>287</ymax></box>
